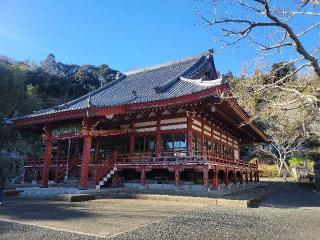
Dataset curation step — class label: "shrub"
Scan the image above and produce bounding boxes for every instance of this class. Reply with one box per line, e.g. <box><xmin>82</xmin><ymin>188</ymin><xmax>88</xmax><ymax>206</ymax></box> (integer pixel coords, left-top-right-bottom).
<box><xmin>259</xmin><ymin>163</ymin><xmax>278</xmax><ymax>178</ymax></box>
<box><xmin>288</xmin><ymin>156</ymin><xmax>314</xmax><ymax>172</ymax></box>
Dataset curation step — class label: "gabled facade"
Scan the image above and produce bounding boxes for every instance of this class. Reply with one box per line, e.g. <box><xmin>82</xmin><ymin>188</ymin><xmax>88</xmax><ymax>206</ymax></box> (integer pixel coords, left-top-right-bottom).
<box><xmin>10</xmin><ymin>50</ymin><xmax>268</xmax><ymax>190</ymax></box>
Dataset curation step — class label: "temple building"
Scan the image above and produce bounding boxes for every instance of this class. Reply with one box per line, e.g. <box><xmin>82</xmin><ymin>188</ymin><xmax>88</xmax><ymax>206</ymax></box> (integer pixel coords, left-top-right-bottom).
<box><xmin>10</xmin><ymin>50</ymin><xmax>268</xmax><ymax>191</ymax></box>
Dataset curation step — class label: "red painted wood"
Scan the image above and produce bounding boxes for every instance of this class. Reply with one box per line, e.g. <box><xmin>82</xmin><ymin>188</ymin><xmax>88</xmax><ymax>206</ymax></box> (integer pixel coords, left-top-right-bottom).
<box><xmin>54</xmin><ymin>141</ymin><xmax>62</xmax><ymax>183</ymax></box>
<box><xmin>14</xmin><ymin>109</ymin><xmax>86</xmax><ymax>127</ymax></box>
<box><xmin>203</xmin><ymin>168</ymin><xmax>208</xmax><ymax>189</ymax></box>
<box><xmin>41</xmin><ymin>132</ymin><xmax>53</xmax><ymax>187</ymax></box>
<box><xmin>129</xmin><ymin>119</ymin><xmax>135</xmax><ymax>154</ymax></box>
<box><xmin>175</xmin><ymin>168</ymin><xmax>180</xmax><ymax>188</ymax></box>
<box><xmin>187</xmin><ymin>115</ymin><xmax>193</xmax><ymax>152</ymax></box>
<box><xmin>79</xmin><ymin>135</ymin><xmax>92</xmax><ymax>189</ymax></box>
<box><xmin>211</xmin><ymin>165</ymin><xmax>218</xmax><ymax>189</ymax></box>
<box><xmin>201</xmin><ymin>121</ymin><xmax>205</xmax><ymax>152</ymax></box>
<box><xmin>53</xmin><ymin>132</ymin><xmax>82</xmax><ymax>140</ymax></box>
<box><xmin>155</xmin><ymin>112</ymin><xmax>161</xmax><ymax>156</ymax></box>
<box><xmin>245</xmin><ymin>170</ymin><xmax>249</xmax><ymax>183</ymax></box>
<box><xmin>13</xmin><ymin>85</ymin><xmax>226</xmax><ymax>127</ymax></box>
<box><xmin>224</xmin><ymin>167</ymin><xmax>228</xmax><ymax>186</ymax></box>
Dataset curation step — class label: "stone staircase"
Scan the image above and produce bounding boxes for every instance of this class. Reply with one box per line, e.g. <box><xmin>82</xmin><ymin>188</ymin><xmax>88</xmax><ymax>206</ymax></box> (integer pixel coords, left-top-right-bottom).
<box><xmin>95</xmin><ymin>165</ymin><xmax>118</xmax><ymax>189</ymax></box>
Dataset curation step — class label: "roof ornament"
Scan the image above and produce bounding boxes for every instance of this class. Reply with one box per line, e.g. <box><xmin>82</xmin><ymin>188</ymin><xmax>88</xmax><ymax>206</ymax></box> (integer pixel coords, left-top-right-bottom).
<box><xmin>53</xmin><ymin>103</ymin><xmax>67</xmax><ymax>111</ymax></box>
<box><xmin>221</xmin><ymin>75</ymin><xmax>229</xmax><ymax>84</ymax></box>
<box><xmin>115</xmin><ymin>72</ymin><xmax>122</xmax><ymax>80</ymax></box>
<box><xmin>206</xmin><ymin>49</ymin><xmax>214</xmax><ymax>59</ymax></box>
<box><xmin>87</xmin><ymin>94</ymin><xmax>92</xmax><ymax>108</ymax></box>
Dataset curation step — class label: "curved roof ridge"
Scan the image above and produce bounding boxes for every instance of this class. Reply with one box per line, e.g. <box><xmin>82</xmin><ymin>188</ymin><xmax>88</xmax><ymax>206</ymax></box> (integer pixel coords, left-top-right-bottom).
<box><xmin>154</xmin><ymin>54</ymin><xmax>209</xmax><ymax>93</ymax></box>
<box><xmin>124</xmin><ymin>50</ymin><xmax>211</xmax><ymax>76</ymax></box>
<box><xmin>179</xmin><ymin>77</ymin><xmax>224</xmax><ymax>86</ymax></box>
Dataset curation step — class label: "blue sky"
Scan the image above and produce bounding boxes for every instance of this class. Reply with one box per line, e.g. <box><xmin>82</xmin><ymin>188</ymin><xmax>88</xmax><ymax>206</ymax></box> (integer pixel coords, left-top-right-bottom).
<box><xmin>0</xmin><ymin>0</ymin><xmax>317</xmax><ymax>75</ymax></box>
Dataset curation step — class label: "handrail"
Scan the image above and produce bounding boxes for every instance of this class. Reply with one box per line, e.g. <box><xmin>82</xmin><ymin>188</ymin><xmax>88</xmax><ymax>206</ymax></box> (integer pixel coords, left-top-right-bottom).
<box><xmin>93</xmin><ymin>152</ymin><xmax>116</xmax><ymax>184</ymax></box>
<box><xmin>113</xmin><ymin>151</ymin><xmax>257</xmax><ymax>168</ymax></box>
<box><xmin>55</xmin><ymin>154</ymin><xmax>82</xmax><ymax>182</ymax></box>
<box><xmin>24</xmin><ymin>150</ymin><xmax>258</xmax><ymax>171</ymax></box>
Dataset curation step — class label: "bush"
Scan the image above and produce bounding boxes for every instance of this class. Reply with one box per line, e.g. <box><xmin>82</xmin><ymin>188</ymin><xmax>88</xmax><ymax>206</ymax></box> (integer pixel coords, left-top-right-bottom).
<box><xmin>288</xmin><ymin>156</ymin><xmax>314</xmax><ymax>172</ymax></box>
<box><xmin>259</xmin><ymin>163</ymin><xmax>278</xmax><ymax>178</ymax></box>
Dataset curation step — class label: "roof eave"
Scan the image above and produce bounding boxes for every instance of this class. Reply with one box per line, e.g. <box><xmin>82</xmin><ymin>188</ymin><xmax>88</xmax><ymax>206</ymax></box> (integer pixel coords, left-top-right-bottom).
<box><xmin>11</xmin><ymin>84</ymin><xmax>228</xmax><ymax>127</ymax></box>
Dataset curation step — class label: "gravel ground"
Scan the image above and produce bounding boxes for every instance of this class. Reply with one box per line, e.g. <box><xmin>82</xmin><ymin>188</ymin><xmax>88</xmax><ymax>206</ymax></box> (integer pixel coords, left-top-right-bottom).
<box><xmin>110</xmin><ymin>184</ymin><xmax>320</xmax><ymax>240</ymax></box>
<box><xmin>0</xmin><ymin>184</ymin><xmax>319</xmax><ymax>240</ymax></box>
<box><xmin>0</xmin><ymin>221</ymin><xmax>100</xmax><ymax>240</ymax></box>
<box><xmin>111</xmin><ymin>206</ymin><xmax>320</xmax><ymax>240</ymax></box>
<box><xmin>0</xmin><ymin>198</ymin><xmax>204</xmax><ymax>238</ymax></box>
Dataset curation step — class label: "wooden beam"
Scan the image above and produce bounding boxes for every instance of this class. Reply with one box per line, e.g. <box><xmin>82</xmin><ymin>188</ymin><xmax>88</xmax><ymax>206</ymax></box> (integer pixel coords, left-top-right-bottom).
<box><xmin>155</xmin><ymin>111</ymin><xmax>161</xmax><ymax>156</ymax></box>
<box><xmin>41</xmin><ymin>125</ymin><xmax>53</xmax><ymax>188</ymax></box>
<box><xmin>79</xmin><ymin>135</ymin><xmax>92</xmax><ymax>189</ymax></box>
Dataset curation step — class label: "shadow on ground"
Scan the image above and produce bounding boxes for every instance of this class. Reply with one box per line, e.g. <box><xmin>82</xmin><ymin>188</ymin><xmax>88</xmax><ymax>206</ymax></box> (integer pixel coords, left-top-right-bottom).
<box><xmin>0</xmin><ymin>197</ymin><xmax>100</xmax><ymax>221</ymax></box>
<box><xmin>259</xmin><ymin>183</ymin><xmax>320</xmax><ymax>209</ymax></box>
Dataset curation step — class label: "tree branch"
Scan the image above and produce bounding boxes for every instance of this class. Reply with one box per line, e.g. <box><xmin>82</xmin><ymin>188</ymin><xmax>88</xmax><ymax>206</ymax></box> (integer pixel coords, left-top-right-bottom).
<box><xmin>254</xmin><ymin>0</ymin><xmax>320</xmax><ymax>76</ymax></box>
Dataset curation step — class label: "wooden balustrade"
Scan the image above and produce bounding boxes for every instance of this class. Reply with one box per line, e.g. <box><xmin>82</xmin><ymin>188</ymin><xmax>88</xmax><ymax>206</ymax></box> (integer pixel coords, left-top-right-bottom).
<box><xmin>24</xmin><ymin>150</ymin><xmax>257</xmax><ymax>175</ymax></box>
<box><xmin>110</xmin><ymin>151</ymin><xmax>257</xmax><ymax>169</ymax></box>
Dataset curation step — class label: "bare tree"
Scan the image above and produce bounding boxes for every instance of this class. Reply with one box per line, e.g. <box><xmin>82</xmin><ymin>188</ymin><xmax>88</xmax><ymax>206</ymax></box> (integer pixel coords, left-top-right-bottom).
<box><xmin>258</xmin><ymin>115</ymin><xmax>307</xmax><ymax>175</ymax></box>
<box><xmin>199</xmin><ymin>0</ymin><xmax>320</xmax><ymax>175</ymax></box>
<box><xmin>199</xmin><ymin>0</ymin><xmax>320</xmax><ymax>86</ymax></box>
<box><xmin>231</xmin><ymin>67</ymin><xmax>319</xmax><ymax>175</ymax></box>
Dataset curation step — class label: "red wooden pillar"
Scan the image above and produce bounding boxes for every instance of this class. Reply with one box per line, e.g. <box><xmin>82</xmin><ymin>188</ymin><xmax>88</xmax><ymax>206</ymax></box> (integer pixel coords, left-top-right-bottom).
<box><xmin>79</xmin><ymin>135</ymin><xmax>92</xmax><ymax>189</ymax></box>
<box><xmin>224</xmin><ymin>167</ymin><xmax>229</xmax><ymax>186</ymax></box>
<box><xmin>175</xmin><ymin>168</ymin><xmax>180</xmax><ymax>188</ymax></box>
<box><xmin>129</xmin><ymin>118</ymin><xmax>135</xmax><ymax>156</ymax></box>
<box><xmin>245</xmin><ymin>170</ymin><xmax>249</xmax><ymax>183</ymax></box>
<box><xmin>250</xmin><ymin>171</ymin><xmax>253</xmax><ymax>182</ymax></box>
<box><xmin>129</xmin><ymin>134</ymin><xmax>135</xmax><ymax>153</ymax></box>
<box><xmin>240</xmin><ymin>169</ymin><xmax>243</xmax><ymax>184</ymax></box>
<box><xmin>140</xmin><ymin>167</ymin><xmax>146</xmax><ymax>186</ymax></box>
<box><xmin>211</xmin><ymin>165</ymin><xmax>218</xmax><ymax>189</ymax></box>
<box><xmin>201</xmin><ymin>122</ymin><xmax>205</xmax><ymax>153</ymax></box>
<box><xmin>203</xmin><ymin>168</ymin><xmax>209</xmax><ymax>189</ymax></box>
<box><xmin>233</xmin><ymin>168</ymin><xmax>237</xmax><ymax>185</ymax></box>
<box><xmin>187</xmin><ymin>116</ymin><xmax>193</xmax><ymax>154</ymax></box>
<box><xmin>41</xmin><ymin>126</ymin><xmax>53</xmax><ymax>188</ymax></box>
<box><xmin>155</xmin><ymin>112</ymin><xmax>161</xmax><ymax>157</ymax></box>
<box><xmin>54</xmin><ymin>141</ymin><xmax>62</xmax><ymax>183</ymax></box>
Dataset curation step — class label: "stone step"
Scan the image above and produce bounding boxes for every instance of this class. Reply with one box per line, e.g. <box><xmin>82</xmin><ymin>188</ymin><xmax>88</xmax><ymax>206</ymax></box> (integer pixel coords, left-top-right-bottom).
<box><xmin>97</xmin><ymin>167</ymin><xmax>117</xmax><ymax>189</ymax></box>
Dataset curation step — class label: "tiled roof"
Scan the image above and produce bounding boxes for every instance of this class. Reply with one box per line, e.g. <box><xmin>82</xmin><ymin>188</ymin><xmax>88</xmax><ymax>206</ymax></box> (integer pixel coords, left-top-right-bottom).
<box><xmin>15</xmin><ymin>50</ymin><xmax>224</xmax><ymax>120</ymax></box>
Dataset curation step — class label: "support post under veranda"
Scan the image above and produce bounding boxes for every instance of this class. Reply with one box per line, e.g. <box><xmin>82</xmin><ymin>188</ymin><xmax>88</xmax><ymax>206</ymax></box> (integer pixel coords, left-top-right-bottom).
<box><xmin>41</xmin><ymin>125</ymin><xmax>53</xmax><ymax>188</ymax></box>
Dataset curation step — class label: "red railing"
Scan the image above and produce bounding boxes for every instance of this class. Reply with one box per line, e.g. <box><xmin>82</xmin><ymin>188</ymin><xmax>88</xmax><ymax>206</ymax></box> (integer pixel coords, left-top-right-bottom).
<box><xmin>113</xmin><ymin>150</ymin><xmax>257</xmax><ymax>169</ymax></box>
<box><xmin>24</xmin><ymin>157</ymin><xmax>44</xmax><ymax>167</ymax></box>
<box><xmin>93</xmin><ymin>153</ymin><xmax>116</xmax><ymax>185</ymax></box>
<box><xmin>24</xmin><ymin>150</ymin><xmax>257</xmax><ymax>183</ymax></box>
<box><xmin>55</xmin><ymin>155</ymin><xmax>81</xmax><ymax>182</ymax></box>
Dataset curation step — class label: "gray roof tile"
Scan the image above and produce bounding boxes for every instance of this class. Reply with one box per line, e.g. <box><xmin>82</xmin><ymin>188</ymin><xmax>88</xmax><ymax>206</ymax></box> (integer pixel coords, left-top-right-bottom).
<box><xmin>16</xmin><ymin>51</ymin><xmax>224</xmax><ymax>120</ymax></box>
